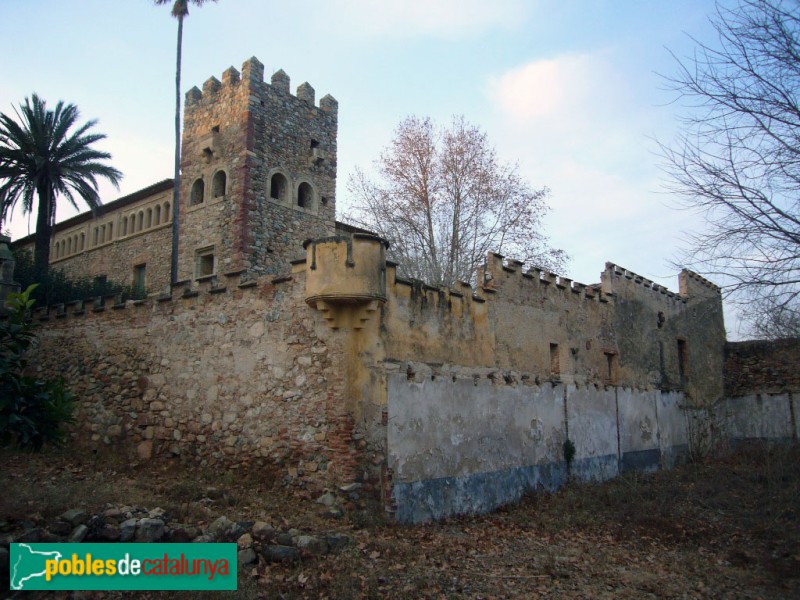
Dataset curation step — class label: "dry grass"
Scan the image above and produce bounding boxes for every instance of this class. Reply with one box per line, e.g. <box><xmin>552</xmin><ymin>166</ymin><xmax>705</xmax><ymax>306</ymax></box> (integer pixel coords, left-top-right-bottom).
<box><xmin>2</xmin><ymin>442</ymin><xmax>799</xmax><ymax>599</ymax></box>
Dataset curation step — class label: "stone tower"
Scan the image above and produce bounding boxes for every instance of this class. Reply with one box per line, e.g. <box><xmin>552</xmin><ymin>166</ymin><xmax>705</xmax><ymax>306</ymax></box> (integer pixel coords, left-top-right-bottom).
<box><xmin>179</xmin><ymin>57</ymin><xmax>338</xmax><ymax>281</ymax></box>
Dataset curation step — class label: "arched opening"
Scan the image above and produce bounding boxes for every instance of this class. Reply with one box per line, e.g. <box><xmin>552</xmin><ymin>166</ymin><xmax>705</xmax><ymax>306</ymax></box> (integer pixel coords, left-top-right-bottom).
<box><xmin>146</xmin><ymin>208</ymin><xmax>152</xmax><ymax>229</ymax></box>
<box><xmin>67</xmin><ymin>238</ymin><xmax>72</xmax><ymax>255</ymax></box>
<box><xmin>80</xmin><ymin>233</ymin><xmax>85</xmax><ymax>251</ymax></box>
<box><xmin>108</xmin><ymin>222</ymin><xmax>113</xmax><ymax>240</ymax></box>
<box><xmin>191</xmin><ymin>178</ymin><xmax>205</xmax><ymax>206</ymax></box>
<box><xmin>154</xmin><ymin>205</ymin><xmax>161</xmax><ymax>226</ymax></box>
<box><xmin>164</xmin><ymin>202</ymin><xmax>170</xmax><ymax>221</ymax></box>
<box><xmin>270</xmin><ymin>173</ymin><xmax>288</xmax><ymax>202</ymax></box>
<box><xmin>297</xmin><ymin>182</ymin><xmax>313</xmax><ymax>209</ymax></box>
<box><xmin>138</xmin><ymin>211</ymin><xmax>144</xmax><ymax>231</ymax></box>
<box><xmin>122</xmin><ymin>217</ymin><xmax>128</xmax><ymax>236</ymax></box>
<box><xmin>212</xmin><ymin>170</ymin><xmax>227</xmax><ymax>198</ymax></box>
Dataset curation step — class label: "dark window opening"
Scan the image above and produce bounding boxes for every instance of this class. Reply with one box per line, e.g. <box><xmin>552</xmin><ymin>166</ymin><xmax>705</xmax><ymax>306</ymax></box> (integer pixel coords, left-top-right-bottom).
<box><xmin>310</xmin><ymin>139</ymin><xmax>320</xmax><ymax>149</ymax></box>
<box><xmin>550</xmin><ymin>343</ymin><xmax>560</xmax><ymax>376</ymax></box>
<box><xmin>270</xmin><ymin>173</ymin><xmax>288</xmax><ymax>201</ymax></box>
<box><xmin>677</xmin><ymin>339</ymin><xmax>687</xmax><ymax>379</ymax></box>
<box><xmin>191</xmin><ymin>178</ymin><xmax>205</xmax><ymax>205</ymax></box>
<box><xmin>212</xmin><ymin>170</ymin><xmax>227</xmax><ymax>198</ymax></box>
<box><xmin>298</xmin><ymin>182</ymin><xmax>313</xmax><ymax>209</ymax></box>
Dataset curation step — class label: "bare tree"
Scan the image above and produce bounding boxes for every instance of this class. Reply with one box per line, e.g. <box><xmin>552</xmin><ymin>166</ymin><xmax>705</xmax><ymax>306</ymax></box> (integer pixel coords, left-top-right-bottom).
<box><xmin>660</xmin><ymin>0</ymin><xmax>800</xmax><ymax>337</ymax></box>
<box><xmin>346</xmin><ymin>116</ymin><xmax>566</xmax><ymax>287</ymax></box>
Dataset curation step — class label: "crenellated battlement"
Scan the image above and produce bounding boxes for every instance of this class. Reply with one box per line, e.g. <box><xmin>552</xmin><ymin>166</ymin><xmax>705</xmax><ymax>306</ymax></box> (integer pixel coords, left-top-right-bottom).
<box><xmin>603</xmin><ymin>261</ymin><xmax>687</xmax><ymax>305</ymax></box>
<box><xmin>680</xmin><ymin>269</ymin><xmax>722</xmax><ymax>294</ymax></box>
<box><xmin>24</xmin><ymin>271</ymin><xmax>298</xmax><ymax>325</ymax></box>
<box><xmin>481</xmin><ymin>252</ymin><xmax>615</xmax><ymax>307</ymax></box>
<box><xmin>184</xmin><ymin>57</ymin><xmax>338</xmax><ymax>114</ymax></box>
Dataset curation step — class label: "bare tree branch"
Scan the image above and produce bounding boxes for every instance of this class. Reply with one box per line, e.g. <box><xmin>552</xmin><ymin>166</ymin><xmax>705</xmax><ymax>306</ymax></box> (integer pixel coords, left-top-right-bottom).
<box><xmin>660</xmin><ymin>0</ymin><xmax>800</xmax><ymax>338</ymax></box>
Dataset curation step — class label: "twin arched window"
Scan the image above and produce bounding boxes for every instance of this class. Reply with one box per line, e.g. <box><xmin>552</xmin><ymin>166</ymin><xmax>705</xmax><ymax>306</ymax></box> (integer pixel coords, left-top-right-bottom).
<box><xmin>269</xmin><ymin>172</ymin><xmax>316</xmax><ymax>211</ymax></box>
<box><xmin>192</xmin><ymin>170</ymin><xmax>227</xmax><ymax>206</ymax></box>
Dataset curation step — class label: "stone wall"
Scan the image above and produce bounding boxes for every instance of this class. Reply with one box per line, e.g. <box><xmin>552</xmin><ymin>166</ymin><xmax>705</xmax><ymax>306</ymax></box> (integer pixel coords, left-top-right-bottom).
<box><xmin>25</xmin><ymin>270</ymin><xmax>367</xmax><ymax>492</ymax></box>
<box><xmin>724</xmin><ymin>338</ymin><xmax>800</xmax><ymax>396</ymax></box>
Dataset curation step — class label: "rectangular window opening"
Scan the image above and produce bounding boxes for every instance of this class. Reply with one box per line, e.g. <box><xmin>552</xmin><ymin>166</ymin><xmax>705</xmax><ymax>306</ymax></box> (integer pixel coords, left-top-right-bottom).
<box><xmin>604</xmin><ymin>352</ymin><xmax>617</xmax><ymax>384</ymax></box>
<box><xmin>677</xmin><ymin>339</ymin><xmax>687</xmax><ymax>379</ymax></box>
<box><xmin>133</xmin><ymin>264</ymin><xmax>146</xmax><ymax>297</ymax></box>
<box><xmin>549</xmin><ymin>343</ymin><xmax>560</xmax><ymax>376</ymax></box>
<box><xmin>195</xmin><ymin>247</ymin><xmax>215</xmax><ymax>279</ymax></box>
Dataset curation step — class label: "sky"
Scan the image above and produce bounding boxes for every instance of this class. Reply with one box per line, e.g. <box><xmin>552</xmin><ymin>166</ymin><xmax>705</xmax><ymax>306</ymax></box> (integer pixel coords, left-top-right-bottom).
<box><xmin>2</xmin><ymin>0</ymin><xmax>743</xmax><ymax>333</ymax></box>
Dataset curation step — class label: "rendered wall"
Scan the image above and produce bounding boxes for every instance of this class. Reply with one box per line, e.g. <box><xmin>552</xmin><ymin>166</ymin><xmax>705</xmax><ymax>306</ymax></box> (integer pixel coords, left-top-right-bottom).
<box><xmin>386</xmin><ymin>372</ymin><xmax>691</xmax><ymax>523</ymax></box>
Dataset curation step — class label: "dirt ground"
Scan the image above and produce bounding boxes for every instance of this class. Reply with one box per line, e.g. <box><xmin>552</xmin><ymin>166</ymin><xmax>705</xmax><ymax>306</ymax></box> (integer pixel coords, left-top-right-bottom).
<box><xmin>2</xmin><ymin>442</ymin><xmax>799</xmax><ymax>599</ymax></box>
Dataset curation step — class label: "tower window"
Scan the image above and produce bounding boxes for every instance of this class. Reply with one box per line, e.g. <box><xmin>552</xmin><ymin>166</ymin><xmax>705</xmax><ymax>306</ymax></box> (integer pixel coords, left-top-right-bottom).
<box><xmin>270</xmin><ymin>173</ymin><xmax>288</xmax><ymax>202</ymax></box>
<box><xmin>212</xmin><ymin>170</ymin><xmax>227</xmax><ymax>198</ymax></box>
<box><xmin>297</xmin><ymin>182</ymin><xmax>313</xmax><ymax>209</ymax></box>
<box><xmin>191</xmin><ymin>178</ymin><xmax>205</xmax><ymax>206</ymax></box>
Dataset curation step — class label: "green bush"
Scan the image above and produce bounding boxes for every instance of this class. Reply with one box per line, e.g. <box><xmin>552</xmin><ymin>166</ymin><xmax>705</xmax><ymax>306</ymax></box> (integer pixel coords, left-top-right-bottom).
<box><xmin>1</xmin><ymin>284</ymin><xmax>76</xmax><ymax>450</ymax></box>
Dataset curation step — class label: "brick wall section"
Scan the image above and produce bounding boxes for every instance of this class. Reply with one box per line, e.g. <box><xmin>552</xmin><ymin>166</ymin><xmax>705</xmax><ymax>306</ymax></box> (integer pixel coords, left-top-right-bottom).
<box><xmin>724</xmin><ymin>338</ymin><xmax>800</xmax><ymax>396</ymax></box>
<box><xmin>25</xmin><ymin>273</ymin><xmax>362</xmax><ymax>491</ymax></box>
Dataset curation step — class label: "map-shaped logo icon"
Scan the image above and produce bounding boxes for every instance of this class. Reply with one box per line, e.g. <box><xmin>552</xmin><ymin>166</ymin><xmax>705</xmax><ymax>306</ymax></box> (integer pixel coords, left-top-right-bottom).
<box><xmin>10</xmin><ymin>544</ymin><xmax>63</xmax><ymax>590</ymax></box>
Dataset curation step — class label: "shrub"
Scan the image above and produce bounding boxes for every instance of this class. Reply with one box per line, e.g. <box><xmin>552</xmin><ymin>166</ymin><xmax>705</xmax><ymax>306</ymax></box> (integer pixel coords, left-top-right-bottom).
<box><xmin>1</xmin><ymin>285</ymin><xmax>76</xmax><ymax>450</ymax></box>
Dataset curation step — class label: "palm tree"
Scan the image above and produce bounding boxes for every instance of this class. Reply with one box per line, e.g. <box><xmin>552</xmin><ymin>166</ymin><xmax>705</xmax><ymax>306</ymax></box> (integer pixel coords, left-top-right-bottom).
<box><xmin>155</xmin><ymin>0</ymin><xmax>217</xmax><ymax>286</ymax></box>
<box><xmin>0</xmin><ymin>94</ymin><xmax>122</xmax><ymax>284</ymax></box>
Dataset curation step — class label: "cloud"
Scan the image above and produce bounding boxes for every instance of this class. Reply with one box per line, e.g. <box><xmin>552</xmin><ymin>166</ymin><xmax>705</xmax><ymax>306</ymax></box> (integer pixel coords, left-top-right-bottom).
<box><xmin>485</xmin><ymin>53</ymin><xmax>682</xmax><ymax>289</ymax></box>
<box><xmin>329</xmin><ymin>0</ymin><xmax>530</xmax><ymax>38</ymax></box>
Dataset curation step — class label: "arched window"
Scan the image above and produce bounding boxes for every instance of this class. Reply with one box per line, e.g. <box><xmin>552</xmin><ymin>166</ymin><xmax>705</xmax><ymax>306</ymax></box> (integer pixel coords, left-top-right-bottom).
<box><xmin>93</xmin><ymin>227</ymin><xmax>99</xmax><ymax>246</ymax></box>
<box><xmin>130</xmin><ymin>213</ymin><xmax>137</xmax><ymax>232</ymax></box>
<box><xmin>154</xmin><ymin>205</ymin><xmax>161</xmax><ymax>226</ymax></box>
<box><xmin>164</xmin><ymin>202</ymin><xmax>170</xmax><ymax>221</ymax></box>
<box><xmin>80</xmin><ymin>233</ymin><xmax>85</xmax><ymax>251</ymax></box>
<box><xmin>297</xmin><ymin>182</ymin><xmax>313</xmax><ymax>209</ymax></box>
<box><xmin>122</xmin><ymin>217</ymin><xmax>128</xmax><ymax>236</ymax></box>
<box><xmin>138</xmin><ymin>211</ymin><xmax>144</xmax><ymax>231</ymax></box>
<box><xmin>55</xmin><ymin>241</ymin><xmax>60</xmax><ymax>259</ymax></box>
<box><xmin>191</xmin><ymin>178</ymin><xmax>205</xmax><ymax>205</ymax></box>
<box><xmin>67</xmin><ymin>238</ymin><xmax>72</xmax><ymax>255</ymax></box>
<box><xmin>146</xmin><ymin>208</ymin><xmax>152</xmax><ymax>229</ymax></box>
<box><xmin>270</xmin><ymin>173</ymin><xmax>288</xmax><ymax>202</ymax></box>
<box><xmin>212</xmin><ymin>170</ymin><xmax>227</xmax><ymax>198</ymax></box>
<box><xmin>108</xmin><ymin>222</ymin><xmax>113</xmax><ymax>240</ymax></box>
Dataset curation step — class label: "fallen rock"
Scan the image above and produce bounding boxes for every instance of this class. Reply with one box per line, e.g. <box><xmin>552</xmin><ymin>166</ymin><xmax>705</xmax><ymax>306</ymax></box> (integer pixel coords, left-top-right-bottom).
<box><xmin>119</xmin><ymin>518</ymin><xmax>137</xmax><ymax>542</ymax></box>
<box><xmin>237</xmin><ymin>548</ymin><xmax>257</xmax><ymax>565</ymax></box>
<box><xmin>67</xmin><ymin>524</ymin><xmax>88</xmax><ymax>543</ymax></box>
<box><xmin>251</xmin><ymin>521</ymin><xmax>276</xmax><ymax>542</ymax></box>
<box><xmin>263</xmin><ymin>545</ymin><xmax>300</xmax><ymax>563</ymax></box>
<box><xmin>60</xmin><ymin>509</ymin><xmax>89</xmax><ymax>527</ymax></box>
<box><xmin>296</xmin><ymin>535</ymin><xmax>328</xmax><ymax>556</ymax></box>
<box><xmin>316</xmin><ymin>492</ymin><xmax>337</xmax><ymax>507</ymax></box>
<box><xmin>135</xmin><ymin>518</ymin><xmax>165</xmax><ymax>542</ymax></box>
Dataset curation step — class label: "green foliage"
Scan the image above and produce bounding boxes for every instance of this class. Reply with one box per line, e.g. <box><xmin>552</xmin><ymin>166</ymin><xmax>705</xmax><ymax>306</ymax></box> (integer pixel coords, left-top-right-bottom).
<box><xmin>1</xmin><ymin>284</ymin><xmax>75</xmax><ymax>450</ymax></box>
<box><xmin>13</xmin><ymin>248</ymin><xmax>145</xmax><ymax>305</ymax></box>
<box><xmin>563</xmin><ymin>438</ymin><xmax>576</xmax><ymax>465</ymax></box>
